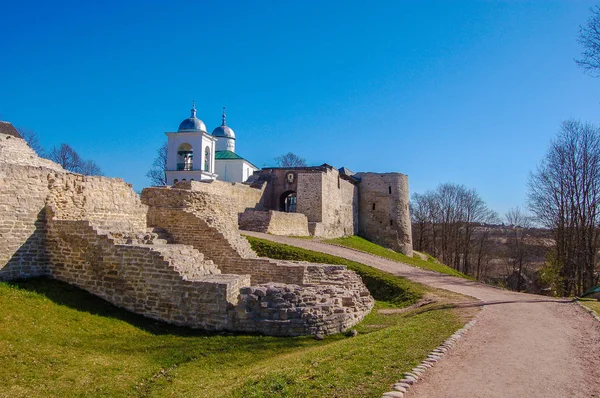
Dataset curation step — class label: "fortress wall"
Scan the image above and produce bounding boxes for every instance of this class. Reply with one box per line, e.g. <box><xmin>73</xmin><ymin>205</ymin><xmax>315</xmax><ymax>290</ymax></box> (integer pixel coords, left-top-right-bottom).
<box><xmin>142</xmin><ymin>186</ymin><xmax>256</xmax><ymax>259</ymax></box>
<box><xmin>356</xmin><ymin>172</ymin><xmax>413</xmax><ymax>256</ymax></box>
<box><xmin>46</xmin><ymin>173</ymin><xmax>148</xmax><ymax>232</ymax></box>
<box><xmin>296</xmin><ymin>172</ymin><xmax>323</xmax><ymax>222</ymax></box>
<box><xmin>317</xmin><ymin>168</ymin><xmax>358</xmax><ymax>237</ymax></box>
<box><xmin>0</xmin><ymin>134</ymin><xmax>66</xmax><ymax>280</ymax></box>
<box><xmin>46</xmin><ymin>219</ymin><xmax>248</xmax><ymax>330</ymax></box>
<box><xmin>0</xmin><ymin>164</ymin><xmax>54</xmax><ymax>280</ymax></box>
<box><xmin>141</xmin><ymin>187</ymin><xmax>307</xmax><ymax>285</ymax></box>
<box><xmin>238</xmin><ymin>210</ymin><xmax>310</xmax><ymax>236</ymax></box>
<box><xmin>176</xmin><ymin>179</ymin><xmax>266</xmax><ymax>214</ymax></box>
<box><xmin>0</xmin><ymin>133</ymin><xmax>64</xmax><ymax>172</ymax></box>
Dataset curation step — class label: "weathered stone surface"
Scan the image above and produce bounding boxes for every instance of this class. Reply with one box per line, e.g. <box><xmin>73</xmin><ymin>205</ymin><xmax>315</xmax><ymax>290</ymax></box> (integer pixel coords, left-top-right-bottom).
<box><xmin>0</xmin><ymin>139</ymin><xmax>375</xmax><ymax>337</ymax></box>
<box><xmin>239</xmin><ymin>209</ymin><xmax>310</xmax><ymax>236</ymax></box>
<box><xmin>355</xmin><ymin>172</ymin><xmax>413</xmax><ymax>256</ymax></box>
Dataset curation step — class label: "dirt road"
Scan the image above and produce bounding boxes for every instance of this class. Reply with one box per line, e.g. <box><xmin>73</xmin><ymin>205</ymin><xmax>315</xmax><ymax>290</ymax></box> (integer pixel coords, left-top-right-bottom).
<box><xmin>242</xmin><ymin>231</ymin><xmax>600</xmax><ymax>398</ymax></box>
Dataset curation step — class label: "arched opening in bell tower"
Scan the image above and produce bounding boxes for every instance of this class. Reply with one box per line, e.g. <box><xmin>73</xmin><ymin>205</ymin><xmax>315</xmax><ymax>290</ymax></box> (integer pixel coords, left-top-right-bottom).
<box><xmin>177</xmin><ymin>143</ymin><xmax>193</xmax><ymax>171</ymax></box>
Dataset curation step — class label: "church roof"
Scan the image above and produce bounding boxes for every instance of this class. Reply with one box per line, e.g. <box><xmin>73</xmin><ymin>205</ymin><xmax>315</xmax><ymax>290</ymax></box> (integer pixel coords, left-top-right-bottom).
<box><xmin>0</xmin><ymin>121</ymin><xmax>22</xmax><ymax>138</ymax></box>
<box><xmin>215</xmin><ymin>150</ymin><xmax>244</xmax><ymax>160</ymax></box>
<box><xmin>215</xmin><ymin>150</ymin><xmax>258</xmax><ymax>169</ymax></box>
<box><xmin>178</xmin><ymin>102</ymin><xmax>207</xmax><ymax>132</ymax></box>
<box><xmin>211</xmin><ymin>107</ymin><xmax>235</xmax><ymax>139</ymax></box>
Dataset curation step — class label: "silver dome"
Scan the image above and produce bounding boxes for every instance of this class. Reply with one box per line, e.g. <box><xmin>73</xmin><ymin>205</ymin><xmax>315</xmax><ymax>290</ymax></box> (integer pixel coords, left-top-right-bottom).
<box><xmin>212</xmin><ymin>125</ymin><xmax>235</xmax><ymax>139</ymax></box>
<box><xmin>212</xmin><ymin>107</ymin><xmax>235</xmax><ymax>139</ymax></box>
<box><xmin>178</xmin><ymin>103</ymin><xmax>207</xmax><ymax>132</ymax></box>
<box><xmin>178</xmin><ymin>117</ymin><xmax>207</xmax><ymax>132</ymax></box>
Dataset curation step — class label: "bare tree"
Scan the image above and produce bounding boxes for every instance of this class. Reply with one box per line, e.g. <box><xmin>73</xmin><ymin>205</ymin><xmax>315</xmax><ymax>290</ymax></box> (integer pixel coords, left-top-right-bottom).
<box><xmin>47</xmin><ymin>143</ymin><xmax>102</xmax><ymax>176</ymax></box>
<box><xmin>410</xmin><ymin>183</ymin><xmax>497</xmax><ymax>275</ymax></box>
<box><xmin>529</xmin><ymin>120</ymin><xmax>600</xmax><ymax>295</ymax></box>
<box><xmin>504</xmin><ymin>207</ymin><xmax>533</xmax><ymax>291</ymax></box>
<box><xmin>576</xmin><ymin>5</ymin><xmax>600</xmax><ymax>76</ymax></box>
<box><xmin>147</xmin><ymin>141</ymin><xmax>168</xmax><ymax>186</ymax></box>
<box><xmin>16</xmin><ymin>127</ymin><xmax>45</xmax><ymax>156</ymax></box>
<box><xmin>274</xmin><ymin>152</ymin><xmax>307</xmax><ymax>167</ymax></box>
<box><xmin>79</xmin><ymin>159</ymin><xmax>103</xmax><ymax>176</ymax></box>
<box><xmin>48</xmin><ymin>144</ymin><xmax>82</xmax><ymax>172</ymax></box>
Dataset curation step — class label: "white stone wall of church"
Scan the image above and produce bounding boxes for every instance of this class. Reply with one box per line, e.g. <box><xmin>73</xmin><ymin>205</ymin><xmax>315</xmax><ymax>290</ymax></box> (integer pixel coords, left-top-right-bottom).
<box><xmin>215</xmin><ymin>160</ymin><xmax>245</xmax><ymax>183</ymax></box>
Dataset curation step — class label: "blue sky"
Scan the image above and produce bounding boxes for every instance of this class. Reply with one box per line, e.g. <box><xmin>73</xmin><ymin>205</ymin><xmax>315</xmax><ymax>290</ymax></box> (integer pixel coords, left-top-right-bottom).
<box><xmin>1</xmin><ymin>1</ymin><xmax>599</xmax><ymax>216</ymax></box>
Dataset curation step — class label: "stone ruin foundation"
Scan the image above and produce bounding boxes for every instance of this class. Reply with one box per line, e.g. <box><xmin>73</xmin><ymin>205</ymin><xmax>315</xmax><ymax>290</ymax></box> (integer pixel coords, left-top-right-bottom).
<box><xmin>0</xmin><ymin>128</ymin><xmax>374</xmax><ymax>336</ymax></box>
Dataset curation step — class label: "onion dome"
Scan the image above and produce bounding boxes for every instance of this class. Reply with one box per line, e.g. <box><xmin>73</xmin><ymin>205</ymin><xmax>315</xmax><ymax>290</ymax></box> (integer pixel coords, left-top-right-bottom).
<box><xmin>211</xmin><ymin>107</ymin><xmax>236</xmax><ymax>139</ymax></box>
<box><xmin>178</xmin><ymin>102</ymin><xmax>207</xmax><ymax>132</ymax></box>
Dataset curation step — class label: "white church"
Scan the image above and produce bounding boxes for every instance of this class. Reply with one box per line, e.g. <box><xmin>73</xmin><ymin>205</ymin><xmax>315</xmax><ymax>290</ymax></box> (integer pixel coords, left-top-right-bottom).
<box><xmin>165</xmin><ymin>103</ymin><xmax>258</xmax><ymax>185</ymax></box>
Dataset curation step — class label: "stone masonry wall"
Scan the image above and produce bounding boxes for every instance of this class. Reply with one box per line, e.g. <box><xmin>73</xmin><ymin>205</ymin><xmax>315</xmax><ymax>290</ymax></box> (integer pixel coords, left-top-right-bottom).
<box><xmin>252</xmin><ymin>166</ymin><xmax>358</xmax><ymax>238</ymax></box>
<box><xmin>356</xmin><ymin>172</ymin><xmax>413</xmax><ymax>256</ymax></box>
<box><xmin>1</xmin><ymin>132</ymin><xmax>374</xmax><ymax>336</ymax></box>
<box><xmin>0</xmin><ymin>164</ymin><xmax>54</xmax><ymax>280</ymax></box>
<box><xmin>176</xmin><ymin>179</ymin><xmax>266</xmax><ymax>215</ymax></box>
<box><xmin>238</xmin><ymin>209</ymin><xmax>310</xmax><ymax>236</ymax></box>
<box><xmin>0</xmin><ymin>133</ymin><xmax>64</xmax><ymax>172</ymax></box>
<box><xmin>141</xmin><ymin>185</ymin><xmax>374</xmax><ymax>335</ymax></box>
<box><xmin>141</xmin><ymin>187</ymin><xmax>309</xmax><ymax>285</ymax></box>
<box><xmin>317</xmin><ymin>168</ymin><xmax>358</xmax><ymax>237</ymax></box>
<box><xmin>0</xmin><ymin>133</ymin><xmax>65</xmax><ymax>280</ymax></box>
<box><xmin>46</xmin><ymin>219</ymin><xmax>248</xmax><ymax>330</ymax></box>
<box><xmin>46</xmin><ymin>173</ymin><xmax>147</xmax><ymax>232</ymax></box>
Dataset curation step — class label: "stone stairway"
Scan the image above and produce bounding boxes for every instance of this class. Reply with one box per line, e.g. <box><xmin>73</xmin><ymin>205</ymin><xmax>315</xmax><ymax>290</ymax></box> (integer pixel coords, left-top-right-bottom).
<box><xmin>93</xmin><ymin>225</ymin><xmax>221</xmax><ymax>277</ymax></box>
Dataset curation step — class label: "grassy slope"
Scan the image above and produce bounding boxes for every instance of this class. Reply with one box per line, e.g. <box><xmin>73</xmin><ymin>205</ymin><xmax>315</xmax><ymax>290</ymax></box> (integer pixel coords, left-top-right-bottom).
<box><xmin>1</xmin><ymin>240</ymin><xmax>467</xmax><ymax>398</ymax></box>
<box><xmin>579</xmin><ymin>298</ymin><xmax>600</xmax><ymax>317</ymax></box>
<box><xmin>324</xmin><ymin>236</ymin><xmax>471</xmax><ymax>279</ymax></box>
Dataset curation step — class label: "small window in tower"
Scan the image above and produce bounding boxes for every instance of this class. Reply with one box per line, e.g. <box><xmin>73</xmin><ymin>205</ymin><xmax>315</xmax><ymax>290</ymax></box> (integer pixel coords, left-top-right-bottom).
<box><xmin>390</xmin><ymin>220</ymin><xmax>393</xmax><ymax>226</ymax></box>
<box><xmin>389</xmin><ymin>186</ymin><xmax>392</xmax><ymax>194</ymax></box>
<box><xmin>204</xmin><ymin>146</ymin><xmax>210</xmax><ymax>172</ymax></box>
<box><xmin>372</xmin><ymin>203</ymin><xmax>376</xmax><ymax>211</ymax></box>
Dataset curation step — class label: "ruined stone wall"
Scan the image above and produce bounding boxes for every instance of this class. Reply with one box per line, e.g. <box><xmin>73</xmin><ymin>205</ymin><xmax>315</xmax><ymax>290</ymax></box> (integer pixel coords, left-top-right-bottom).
<box><xmin>175</xmin><ymin>179</ymin><xmax>266</xmax><ymax>214</ymax></box>
<box><xmin>47</xmin><ymin>219</ymin><xmax>248</xmax><ymax>330</ymax></box>
<box><xmin>141</xmin><ymin>187</ymin><xmax>309</xmax><ymax>285</ymax></box>
<box><xmin>0</xmin><ymin>132</ymin><xmax>374</xmax><ymax>336</ymax></box>
<box><xmin>0</xmin><ymin>164</ymin><xmax>53</xmax><ymax>280</ymax></box>
<box><xmin>239</xmin><ymin>210</ymin><xmax>310</xmax><ymax>236</ymax></box>
<box><xmin>356</xmin><ymin>172</ymin><xmax>413</xmax><ymax>256</ymax></box>
<box><xmin>0</xmin><ymin>133</ymin><xmax>64</xmax><ymax>172</ymax></box>
<box><xmin>46</xmin><ymin>173</ymin><xmax>147</xmax><ymax>232</ymax></box>
<box><xmin>0</xmin><ymin>133</ymin><xmax>65</xmax><ymax>280</ymax></box>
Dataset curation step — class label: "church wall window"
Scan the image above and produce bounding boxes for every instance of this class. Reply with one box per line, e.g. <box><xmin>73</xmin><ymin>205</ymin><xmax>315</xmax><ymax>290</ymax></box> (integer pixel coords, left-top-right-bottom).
<box><xmin>389</xmin><ymin>186</ymin><xmax>392</xmax><ymax>194</ymax></box>
<box><xmin>372</xmin><ymin>203</ymin><xmax>376</xmax><ymax>211</ymax></box>
<box><xmin>204</xmin><ymin>146</ymin><xmax>210</xmax><ymax>172</ymax></box>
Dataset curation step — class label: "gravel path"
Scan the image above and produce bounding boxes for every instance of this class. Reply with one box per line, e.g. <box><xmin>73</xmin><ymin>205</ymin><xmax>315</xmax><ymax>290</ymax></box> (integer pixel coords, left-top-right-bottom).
<box><xmin>243</xmin><ymin>231</ymin><xmax>600</xmax><ymax>398</ymax></box>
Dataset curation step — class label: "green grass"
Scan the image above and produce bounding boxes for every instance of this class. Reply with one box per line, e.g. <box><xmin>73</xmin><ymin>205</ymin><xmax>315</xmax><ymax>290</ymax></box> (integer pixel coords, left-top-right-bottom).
<box><xmin>0</xmin><ymin>242</ymin><xmax>468</xmax><ymax>398</ymax></box>
<box><xmin>579</xmin><ymin>298</ymin><xmax>600</xmax><ymax>317</ymax></box>
<box><xmin>247</xmin><ymin>236</ymin><xmax>424</xmax><ymax>307</ymax></box>
<box><xmin>324</xmin><ymin>236</ymin><xmax>471</xmax><ymax>279</ymax></box>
